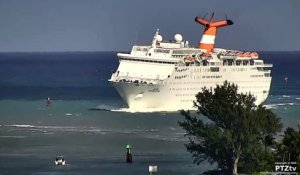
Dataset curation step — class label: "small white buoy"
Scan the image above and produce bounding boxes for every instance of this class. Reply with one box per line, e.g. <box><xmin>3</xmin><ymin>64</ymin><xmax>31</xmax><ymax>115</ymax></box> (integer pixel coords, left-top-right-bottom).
<box><xmin>149</xmin><ymin>165</ymin><xmax>158</xmax><ymax>175</ymax></box>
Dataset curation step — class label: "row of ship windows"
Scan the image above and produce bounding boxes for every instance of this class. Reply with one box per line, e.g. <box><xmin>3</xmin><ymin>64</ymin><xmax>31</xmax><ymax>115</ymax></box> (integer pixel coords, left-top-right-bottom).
<box><xmin>176</xmin><ymin>75</ymin><xmax>267</xmax><ymax>80</ymax></box>
<box><xmin>179</xmin><ymin>67</ymin><xmax>270</xmax><ymax>73</ymax></box>
<box><xmin>154</xmin><ymin>49</ymin><xmax>170</xmax><ymax>54</ymax></box>
<box><xmin>180</xmin><ymin>99</ymin><xmax>194</xmax><ymax>103</ymax></box>
<box><xmin>177</xmin><ymin>68</ymin><xmax>250</xmax><ymax>73</ymax></box>
<box><xmin>264</xmin><ymin>73</ymin><xmax>271</xmax><ymax>77</ymax></box>
<box><xmin>170</xmin><ymin>87</ymin><xmax>268</xmax><ymax>91</ymax></box>
<box><xmin>175</xmin><ymin>75</ymin><xmax>188</xmax><ymax>79</ymax></box>
<box><xmin>176</xmin><ymin>94</ymin><xmax>197</xmax><ymax>97</ymax></box>
<box><xmin>250</xmin><ymin>73</ymin><xmax>271</xmax><ymax>77</ymax></box>
<box><xmin>200</xmin><ymin>75</ymin><xmax>222</xmax><ymax>79</ymax></box>
<box><xmin>169</xmin><ymin>81</ymin><xmax>270</xmax><ymax>85</ymax></box>
<box><xmin>121</xmin><ymin>57</ymin><xmax>175</xmax><ymax>64</ymax></box>
<box><xmin>250</xmin><ymin>75</ymin><xmax>264</xmax><ymax>78</ymax></box>
<box><xmin>176</xmin><ymin>68</ymin><xmax>189</xmax><ymax>72</ymax></box>
<box><xmin>175</xmin><ymin>75</ymin><xmax>223</xmax><ymax>80</ymax></box>
<box><xmin>134</xmin><ymin>47</ymin><xmax>148</xmax><ymax>52</ymax></box>
<box><xmin>230</xmin><ymin>68</ymin><xmax>248</xmax><ymax>72</ymax></box>
<box><xmin>171</xmin><ymin>87</ymin><xmax>200</xmax><ymax>91</ymax></box>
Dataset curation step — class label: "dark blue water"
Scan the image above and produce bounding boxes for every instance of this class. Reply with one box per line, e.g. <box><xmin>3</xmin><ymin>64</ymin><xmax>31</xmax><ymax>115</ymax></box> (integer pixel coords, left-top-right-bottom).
<box><xmin>0</xmin><ymin>51</ymin><xmax>299</xmax><ymax>175</ymax></box>
<box><xmin>1</xmin><ymin>51</ymin><xmax>300</xmax><ymax>100</ymax></box>
<box><xmin>0</xmin><ymin>52</ymin><xmax>119</xmax><ymax>101</ymax></box>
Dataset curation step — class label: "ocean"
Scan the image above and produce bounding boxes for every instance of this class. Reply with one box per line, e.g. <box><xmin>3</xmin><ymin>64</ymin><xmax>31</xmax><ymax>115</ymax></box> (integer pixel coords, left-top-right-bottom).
<box><xmin>0</xmin><ymin>51</ymin><xmax>299</xmax><ymax>175</ymax></box>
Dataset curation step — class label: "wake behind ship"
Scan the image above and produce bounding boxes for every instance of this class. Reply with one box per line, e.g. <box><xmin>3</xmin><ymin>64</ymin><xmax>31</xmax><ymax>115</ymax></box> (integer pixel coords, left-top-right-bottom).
<box><xmin>108</xmin><ymin>15</ymin><xmax>272</xmax><ymax>111</ymax></box>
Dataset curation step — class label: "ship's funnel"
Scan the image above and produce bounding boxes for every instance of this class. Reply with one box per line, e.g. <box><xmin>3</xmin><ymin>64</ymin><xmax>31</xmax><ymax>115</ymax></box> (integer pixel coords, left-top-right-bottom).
<box><xmin>195</xmin><ymin>14</ymin><xmax>233</xmax><ymax>52</ymax></box>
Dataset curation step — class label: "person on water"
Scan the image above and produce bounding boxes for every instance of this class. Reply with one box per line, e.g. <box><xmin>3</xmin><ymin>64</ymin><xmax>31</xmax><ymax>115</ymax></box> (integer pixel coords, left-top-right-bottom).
<box><xmin>47</xmin><ymin>97</ymin><xmax>51</xmax><ymax>107</ymax></box>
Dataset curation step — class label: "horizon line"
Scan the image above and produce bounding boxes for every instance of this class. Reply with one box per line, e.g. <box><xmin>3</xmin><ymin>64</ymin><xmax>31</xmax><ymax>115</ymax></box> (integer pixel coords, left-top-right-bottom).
<box><xmin>0</xmin><ymin>50</ymin><xmax>300</xmax><ymax>53</ymax></box>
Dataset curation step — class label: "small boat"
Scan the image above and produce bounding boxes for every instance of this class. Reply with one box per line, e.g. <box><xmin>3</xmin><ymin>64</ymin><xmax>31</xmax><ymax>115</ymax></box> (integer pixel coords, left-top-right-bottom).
<box><xmin>55</xmin><ymin>156</ymin><xmax>66</xmax><ymax>166</ymax></box>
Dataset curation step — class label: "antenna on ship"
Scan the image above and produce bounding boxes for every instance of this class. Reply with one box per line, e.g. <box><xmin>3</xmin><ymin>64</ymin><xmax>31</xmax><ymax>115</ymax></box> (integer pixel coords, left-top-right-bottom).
<box><xmin>202</xmin><ymin>12</ymin><xmax>208</xmax><ymax>20</ymax></box>
<box><xmin>195</xmin><ymin>13</ymin><xmax>233</xmax><ymax>52</ymax></box>
<box><xmin>209</xmin><ymin>12</ymin><xmax>215</xmax><ymax>23</ymax></box>
<box><xmin>151</xmin><ymin>29</ymin><xmax>160</xmax><ymax>48</ymax></box>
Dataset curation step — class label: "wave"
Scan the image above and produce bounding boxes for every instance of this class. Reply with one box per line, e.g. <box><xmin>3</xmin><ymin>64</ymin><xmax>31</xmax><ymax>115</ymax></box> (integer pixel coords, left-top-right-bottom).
<box><xmin>264</xmin><ymin>102</ymin><xmax>296</xmax><ymax>109</ymax></box>
<box><xmin>5</xmin><ymin>125</ymin><xmax>105</xmax><ymax>134</ymax></box>
<box><xmin>111</xmin><ymin>107</ymin><xmax>181</xmax><ymax>113</ymax></box>
<box><xmin>90</xmin><ymin>106</ymin><xmax>179</xmax><ymax>113</ymax></box>
<box><xmin>6</xmin><ymin>124</ymin><xmax>35</xmax><ymax>128</ymax></box>
<box><xmin>89</xmin><ymin>104</ymin><xmax>122</xmax><ymax>112</ymax></box>
<box><xmin>282</xmin><ymin>95</ymin><xmax>290</xmax><ymax>98</ymax></box>
<box><xmin>143</xmin><ymin>132</ymin><xmax>187</xmax><ymax>142</ymax></box>
<box><xmin>88</xmin><ymin>103</ymin><xmax>185</xmax><ymax>113</ymax></box>
<box><xmin>3</xmin><ymin>124</ymin><xmax>162</xmax><ymax>135</ymax></box>
<box><xmin>3</xmin><ymin>124</ymin><xmax>187</xmax><ymax>142</ymax></box>
<box><xmin>0</xmin><ymin>136</ymin><xmax>27</xmax><ymax>138</ymax></box>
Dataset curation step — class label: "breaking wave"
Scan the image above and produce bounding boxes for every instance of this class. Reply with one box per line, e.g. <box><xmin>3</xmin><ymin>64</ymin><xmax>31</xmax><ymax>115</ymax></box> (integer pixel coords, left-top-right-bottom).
<box><xmin>111</xmin><ymin>107</ymin><xmax>180</xmax><ymax>113</ymax></box>
<box><xmin>2</xmin><ymin>124</ymin><xmax>185</xmax><ymax>142</ymax></box>
<box><xmin>264</xmin><ymin>102</ymin><xmax>296</xmax><ymax>109</ymax></box>
<box><xmin>3</xmin><ymin>125</ymin><xmax>157</xmax><ymax>135</ymax></box>
<box><xmin>90</xmin><ymin>105</ymin><xmax>182</xmax><ymax>113</ymax></box>
<box><xmin>0</xmin><ymin>136</ymin><xmax>27</xmax><ymax>138</ymax></box>
<box><xmin>6</xmin><ymin>124</ymin><xmax>35</xmax><ymax>128</ymax></box>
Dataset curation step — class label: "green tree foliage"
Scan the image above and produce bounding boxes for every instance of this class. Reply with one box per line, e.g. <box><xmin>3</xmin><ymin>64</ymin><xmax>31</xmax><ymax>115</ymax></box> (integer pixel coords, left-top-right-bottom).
<box><xmin>179</xmin><ymin>81</ymin><xmax>282</xmax><ymax>175</ymax></box>
<box><xmin>276</xmin><ymin>125</ymin><xmax>300</xmax><ymax>171</ymax></box>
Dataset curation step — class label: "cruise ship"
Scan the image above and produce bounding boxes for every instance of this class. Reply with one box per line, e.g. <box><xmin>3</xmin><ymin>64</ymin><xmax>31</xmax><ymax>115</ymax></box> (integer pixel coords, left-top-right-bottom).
<box><xmin>109</xmin><ymin>15</ymin><xmax>272</xmax><ymax>111</ymax></box>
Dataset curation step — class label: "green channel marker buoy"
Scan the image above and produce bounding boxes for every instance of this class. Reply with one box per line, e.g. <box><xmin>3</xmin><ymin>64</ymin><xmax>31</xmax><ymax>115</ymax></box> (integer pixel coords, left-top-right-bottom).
<box><xmin>125</xmin><ymin>144</ymin><xmax>131</xmax><ymax>149</ymax></box>
<box><xmin>125</xmin><ymin>144</ymin><xmax>132</xmax><ymax>163</ymax></box>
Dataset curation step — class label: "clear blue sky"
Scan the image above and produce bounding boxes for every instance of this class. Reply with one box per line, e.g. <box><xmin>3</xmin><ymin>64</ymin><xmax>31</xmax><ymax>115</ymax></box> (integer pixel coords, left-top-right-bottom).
<box><xmin>0</xmin><ymin>0</ymin><xmax>299</xmax><ymax>52</ymax></box>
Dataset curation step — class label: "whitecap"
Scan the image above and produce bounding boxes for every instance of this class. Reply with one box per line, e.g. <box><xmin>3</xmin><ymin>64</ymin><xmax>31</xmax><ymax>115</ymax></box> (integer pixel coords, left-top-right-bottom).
<box><xmin>263</xmin><ymin>104</ymin><xmax>278</xmax><ymax>109</ymax></box>
<box><xmin>282</xmin><ymin>95</ymin><xmax>290</xmax><ymax>98</ymax></box>
<box><xmin>0</xmin><ymin>136</ymin><xmax>27</xmax><ymax>138</ymax></box>
<box><xmin>7</xmin><ymin>124</ymin><xmax>35</xmax><ymax>128</ymax></box>
<box><xmin>146</xmin><ymin>129</ymin><xmax>159</xmax><ymax>132</ymax></box>
<box><xmin>43</xmin><ymin>132</ymin><xmax>54</xmax><ymax>135</ymax></box>
<box><xmin>143</xmin><ymin>133</ymin><xmax>186</xmax><ymax>142</ymax></box>
<box><xmin>90</xmin><ymin>104</ymin><xmax>118</xmax><ymax>111</ymax></box>
<box><xmin>169</xmin><ymin>127</ymin><xmax>177</xmax><ymax>131</ymax></box>
<box><xmin>264</xmin><ymin>102</ymin><xmax>296</xmax><ymax>109</ymax></box>
<box><xmin>111</xmin><ymin>107</ymin><xmax>180</xmax><ymax>113</ymax></box>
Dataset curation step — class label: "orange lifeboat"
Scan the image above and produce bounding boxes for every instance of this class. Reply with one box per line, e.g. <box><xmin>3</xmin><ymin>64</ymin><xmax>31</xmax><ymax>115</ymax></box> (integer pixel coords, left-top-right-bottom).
<box><xmin>237</xmin><ymin>52</ymin><xmax>251</xmax><ymax>59</ymax></box>
<box><xmin>200</xmin><ymin>52</ymin><xmax>212</xmax><ymax>60</ymax></box>
<box><xmin>184</xmin><ymin>55</ymin><xmax>194</xmax><ymax>63</ymax></box>
<box><xmin>250</xmin><ymin>52</ymin><xmax>259</xmax><ymax>59</ymax></box>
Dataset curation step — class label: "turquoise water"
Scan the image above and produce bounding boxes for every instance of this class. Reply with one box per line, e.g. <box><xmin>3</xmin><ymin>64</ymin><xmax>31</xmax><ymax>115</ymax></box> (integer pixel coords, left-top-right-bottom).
<box><xmin>0</xmin><ymin>100</ymin><xmax>205</xmax><ymax>175</ymax></box>
<box><xmin>0</xmin><ymin>52</ymin><xmax>299</xmax><ymax>174</ymax></box>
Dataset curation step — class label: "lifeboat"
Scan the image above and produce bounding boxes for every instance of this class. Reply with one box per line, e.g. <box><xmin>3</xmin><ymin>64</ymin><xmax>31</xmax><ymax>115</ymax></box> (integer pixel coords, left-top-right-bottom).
<box><xmin>250</xmin><ymin>52</ymin><xmax>259</xmax><ymax>59</ymax></box>
<box><xmin>237</xmin><ymin>52</ymin><xmax>251</xmax><ymax>60</ymax></box>
<box><xmin>200</xmin><ymin>52</ymin><xmax>212</xmax><ymax>60</ymax></box>
<box><xmin>183</xmin><ymin>55</ymin><xmax>194</xmax><ymax>63</ymax></box>
<box><xmin>236</xmin><ymin>51</ymin><xmax>259</xmax><ymax>60</ymax></box>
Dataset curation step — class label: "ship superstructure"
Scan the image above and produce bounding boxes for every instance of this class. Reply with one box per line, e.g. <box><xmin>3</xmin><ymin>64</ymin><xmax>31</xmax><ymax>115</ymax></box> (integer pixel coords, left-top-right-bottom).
<box><xmin>109</xmin><ymin>15</ymin><xmax>272</xmax><ymax>111</ymax></box>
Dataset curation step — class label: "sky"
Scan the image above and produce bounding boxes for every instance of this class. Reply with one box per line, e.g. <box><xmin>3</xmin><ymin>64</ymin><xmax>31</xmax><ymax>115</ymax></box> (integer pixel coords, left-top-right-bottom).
<box><xmin>0</xmin><ymin>0</ymin><xmax>299</xmax><ymax>52</ymax></box>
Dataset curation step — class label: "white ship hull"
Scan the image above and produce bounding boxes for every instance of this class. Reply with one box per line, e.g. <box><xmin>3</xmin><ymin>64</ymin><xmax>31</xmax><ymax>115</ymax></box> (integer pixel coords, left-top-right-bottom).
<box><xmin>110</xmin><ymin>61</ymin><xmax>272</xmax><ymax>111</ymax></box>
